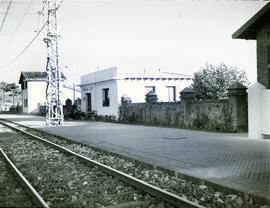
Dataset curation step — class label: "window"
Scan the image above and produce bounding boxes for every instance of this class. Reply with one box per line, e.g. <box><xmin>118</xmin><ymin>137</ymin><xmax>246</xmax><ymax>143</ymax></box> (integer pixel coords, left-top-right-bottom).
<box><xmin>24</xmin><ymin>99</ymin><xmax>28</xmax><ymax>108</ymax></box>
<box><xmin>86</xmin><ymin>93</ymin><xmax>92</xmax><ymax>111</ymax></box>
<box><xmin>268</xmin><ymin>68</ymin><xmax>270</xmax><ymax>88</ymax></box>
<box><xmin>166</xmin><ymin>86</ymin><xmax>176</xmax><ymax>102</ymax></box>
<box><xmin>145</xmin><ymin>86</ymin><xmax>156</xmax><ymax>94</ymax></box>
<box><xmin>268</xmin><ymin>46</ymin><xmax>270</xmax><ymax>66</ymax></box>
<box><xmin>102</xmin><ymin>88</ymin><xmax>110</xmax><ymax>107</ymax></box>
<box><xmin>268</xmin><ymin>46</ymin><xmax>270</xmax><ymax>87</ymax></box>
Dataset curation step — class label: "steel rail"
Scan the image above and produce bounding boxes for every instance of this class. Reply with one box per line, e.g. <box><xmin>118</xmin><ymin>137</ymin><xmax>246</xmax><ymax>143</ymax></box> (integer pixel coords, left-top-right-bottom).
<box><xmin>0</xmin><ymin>120</ymin><xmax>205</xmax><ymax>208</ymax></box>
<box><xmin>0</xmin><ymin>147</ymin><xmax>49</xmax><ymax>208</ymax></box>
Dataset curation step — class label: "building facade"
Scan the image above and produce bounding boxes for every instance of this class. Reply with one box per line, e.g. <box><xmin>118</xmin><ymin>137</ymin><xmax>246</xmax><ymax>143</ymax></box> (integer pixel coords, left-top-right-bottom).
<box><xmin>80</xmin><ymin>67</ymin><xmax>192</xmax><ymax>117</ymax></box>
<box><xmin>19</xmin><ymin>71</ymin><xmax>81</xmax><ymax>114</ymax></box>
<box><xmin>233</xmin><ymin>2</ymin><xmax>270</xmax><ymax>138</ymax></box>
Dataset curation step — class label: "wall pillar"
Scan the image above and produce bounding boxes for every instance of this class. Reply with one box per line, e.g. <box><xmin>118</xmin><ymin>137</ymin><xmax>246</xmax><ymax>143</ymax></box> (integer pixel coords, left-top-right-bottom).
<box><xmin>227</xmin><ymin>82</ymin><xmax>248</xmax><ymax>132</ymax></box>
<box><xmin>180</xmin><ymin>87</ymin><xmax>194</xmax><ymax>125</ymax></box>
<box><xmin>65</xmin><ymin>98</ymin><xmax>72</xmax><ymax>112</ymax></box>
<box><xmin>180</xmin><ymin>87</ymin><xmax>195</xmax><ymax>104</ymax></box>
<box><xmin>145</xmin><ymin>90</ymin><xmax>158</xmax><ymax>103</ymax></box>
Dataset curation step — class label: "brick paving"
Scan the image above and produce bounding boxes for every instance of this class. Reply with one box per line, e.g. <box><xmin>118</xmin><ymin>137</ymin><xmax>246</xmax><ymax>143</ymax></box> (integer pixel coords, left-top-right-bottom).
<box><xmin>1</xmin><ymin>114</ymin><xmax>269</xmax><ymax>200</ymax></box>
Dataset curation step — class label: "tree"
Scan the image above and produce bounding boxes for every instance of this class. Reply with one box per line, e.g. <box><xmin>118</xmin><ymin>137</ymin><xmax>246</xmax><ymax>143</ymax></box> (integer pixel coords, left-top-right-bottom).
<box><xmin>192</xmin><ymin>63</ymin><xmax>249</xmax><ymax>100</ymax></box>
<box><xmin>6</xmin><ymin>83</ymin><xmax>21</xmax><ymax>105</ymax></box>
<box><xmin>0</xmin><ymin>82</ymin><xmax>8</xmax><ymax>106</ymax></box>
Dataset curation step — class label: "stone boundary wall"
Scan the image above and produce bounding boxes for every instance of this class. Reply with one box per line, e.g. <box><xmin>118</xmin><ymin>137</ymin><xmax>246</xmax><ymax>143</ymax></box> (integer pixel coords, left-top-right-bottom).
<box><xmin>119</xmin><ymin>83</ymin><xmax>248</xmax><ymax>133</ymax></box>
<box><xmin>119</xmin><ymin>100</ymin><xmax>234</xmax><ymax>132</ymax></box>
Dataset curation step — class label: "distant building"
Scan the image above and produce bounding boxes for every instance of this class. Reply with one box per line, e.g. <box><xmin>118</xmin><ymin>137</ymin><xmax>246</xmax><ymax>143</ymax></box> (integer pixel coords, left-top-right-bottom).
<box><xmin>79</xmin><ymin>67</ymin><xmax>192</xmax><ymax>117</ymax></box>
<box><xmin>232</xmin><ymin>2</ymin><xmax>270</xmax><ymax>138</ymax></box>
<box><xmin>19</xmin><ymin>71</ymin><xmax>81</xmax><ymax>114</ymax></box>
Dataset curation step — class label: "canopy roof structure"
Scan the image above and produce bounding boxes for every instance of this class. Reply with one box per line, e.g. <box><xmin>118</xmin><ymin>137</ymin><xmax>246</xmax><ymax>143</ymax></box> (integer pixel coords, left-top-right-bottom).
<box><xmin>232</xmin><ymin>2</ymin><xmax>270</xmax><ymax>40</ymax></box>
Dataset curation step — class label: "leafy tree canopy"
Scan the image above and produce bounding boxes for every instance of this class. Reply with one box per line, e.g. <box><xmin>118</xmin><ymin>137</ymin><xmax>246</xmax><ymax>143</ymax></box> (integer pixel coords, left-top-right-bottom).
<box><xmin>121</xmin><ymin>95</ymin><xmax>132</xmax><ymax>105</ymax></box>
<box><xmin>6</xmin><ymin>83</ymin><xmax>20</xmax><ymax>94</ymax></box>
<box><xmin>0</xmin><ymin>82</ymin><xmax>21</xmax><ymax>105</ymax></box>
<box><xmin>0</xmin><ymin>82</ymin><xmax>19</xmax><ymax>93</ymax></box>
<box><xmin>0</xmin><ymin>82</ymin><xmax>7</xmax><ymax>91</ymax></box>
<box><xmin>191</xmin><ymin>63</ymin><xmax>249</xmax><ymax>100</ymax></box>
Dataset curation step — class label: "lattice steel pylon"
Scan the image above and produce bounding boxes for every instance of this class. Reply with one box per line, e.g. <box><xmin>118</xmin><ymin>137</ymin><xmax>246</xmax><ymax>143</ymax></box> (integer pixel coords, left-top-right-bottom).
<box><xmin>44</xmin><ymin>0</ymin><xmax>64</xmax><ymax>126</ymax></box>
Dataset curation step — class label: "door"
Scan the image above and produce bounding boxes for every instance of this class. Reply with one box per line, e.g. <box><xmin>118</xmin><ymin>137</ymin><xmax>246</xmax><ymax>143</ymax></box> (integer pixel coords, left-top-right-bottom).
<box><xmin>86</xmin><ymin>93</ymin><xmax>92</xmax><ymax>112</ymax></box>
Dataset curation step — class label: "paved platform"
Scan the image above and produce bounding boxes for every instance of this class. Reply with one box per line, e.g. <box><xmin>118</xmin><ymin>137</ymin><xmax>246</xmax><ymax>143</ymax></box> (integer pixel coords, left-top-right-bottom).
<box><xmin>1</xmin><ymin>114</ymin><xmax>269</xmax><ymax>200</ymax></box>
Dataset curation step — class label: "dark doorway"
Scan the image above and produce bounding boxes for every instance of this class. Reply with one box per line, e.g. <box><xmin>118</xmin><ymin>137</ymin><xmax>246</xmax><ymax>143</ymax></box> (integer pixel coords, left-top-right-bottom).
<box><xmin>86</xmin><ymin>93</ymin><xmax>92</xmax><ymax>112</ymax></box>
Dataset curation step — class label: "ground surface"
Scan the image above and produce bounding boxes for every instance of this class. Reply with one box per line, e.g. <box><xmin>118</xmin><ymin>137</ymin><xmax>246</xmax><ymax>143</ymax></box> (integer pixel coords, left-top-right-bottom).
<box><xmin>1</xmin><ymin>114</ymin><xmax>269</xmax><ymax>201</ymax></box>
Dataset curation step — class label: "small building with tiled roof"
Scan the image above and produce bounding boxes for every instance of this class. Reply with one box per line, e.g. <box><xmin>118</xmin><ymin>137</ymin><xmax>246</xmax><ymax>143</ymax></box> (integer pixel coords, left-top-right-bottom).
<box><xmin>232</xmin><ymin>2</ymin><xmax>270</xmax><ymax>139</ymax></box>
<box><xmin>19</xmin><ymin>71</ymin><xmax>80</xmax><ymax>114</ymax></box>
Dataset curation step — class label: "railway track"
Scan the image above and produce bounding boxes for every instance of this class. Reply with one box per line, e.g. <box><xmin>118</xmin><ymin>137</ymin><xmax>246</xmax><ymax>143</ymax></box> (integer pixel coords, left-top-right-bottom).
<box><xmin>0</xmin><ymin>148</ymin><xmax>40</xmax><ymax>208</ymax></box>
<box><xmin>0</xmin><ymin>147</ymin><xmax>48</xmax><ymax>208</ymax></box>
<box><xmin>0</xmin><ymin>120</ymin><xmax>204</xmax><ymax>208</ymax></box>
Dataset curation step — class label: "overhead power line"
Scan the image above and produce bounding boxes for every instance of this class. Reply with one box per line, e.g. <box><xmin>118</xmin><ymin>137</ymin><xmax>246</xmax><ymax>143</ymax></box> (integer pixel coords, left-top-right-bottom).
<box><xmin>56</xmin><ymin>0</ymin><xmax>64</xmax><ymax>10</ymax></box>
<box><xmin>0</xmin><ymin>12</ymin><xmax>37</xmax><ymax>14</ymax></box>
<box><xmin>0</xmin><ymin>0</ymin><xmax>12</xmax><ymax>32</ymax></box>
<box><xmin>8</xmin><ymin>0</ymin><xmax>34</xmax><ymax>43</ymax></box>
<box><xmin>0</xmin><ymin>1</ymin><xmax>41</xmax><ymax>4</ymax></box>
<box><xmin>0</xmin><ymin>21</ymin><xmax>47</xmax><ymax>69</ymax></box>
<box><xmin>39</xmin><ymin>0</ymin><xmax>47</xmax><ymax>14</ymax></box>
<box><xmin>37</xmin><ymin>0</ymin><xmax>47</xmax><ymax>38</ymax></box>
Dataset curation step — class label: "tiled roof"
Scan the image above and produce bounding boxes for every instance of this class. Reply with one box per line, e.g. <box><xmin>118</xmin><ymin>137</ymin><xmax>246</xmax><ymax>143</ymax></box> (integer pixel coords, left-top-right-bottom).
<box><xmin>23</xmin><ymin>71</ymin><xmax>47</xmax><ymax>80</ymax></box>
<box><xmin>19</xmin><ymin>71</ymin><xmax>66</xmax><ymax>84</ymax></box>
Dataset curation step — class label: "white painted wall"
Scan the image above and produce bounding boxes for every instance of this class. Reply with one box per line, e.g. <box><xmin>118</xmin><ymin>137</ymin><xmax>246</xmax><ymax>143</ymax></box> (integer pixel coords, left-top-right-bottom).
<box><xmin>81</xmin><ymin>67</ymin><xmax>117</xmax><ymax>85</ymax></box>
<box><xmin>262</xmin><ymin>89</ymin><xmax>270</xmax><ymax>135</ymax></box>
<box><xmin>248</xmin><ymin>82</ymin><xmax>270</xmax><ymax>139</ymax></box>
<box><xmin>117</xmin><ymin>79</ymin><xmax>192</xmax><ymax>103</ymax></box>
<box><xmin>27</xmin><ymin>81</ymin><xmax>47</xmax><ymax>113</ymax></box>
<box><xmin>23</xmin><ymin>81</ymin><xmax>81</xmax><ymax>114</ymax></box>
<box><xmin>81</xmin><ymin>80</ymin><xmax>119</xmax><ymax>117</ymax></box>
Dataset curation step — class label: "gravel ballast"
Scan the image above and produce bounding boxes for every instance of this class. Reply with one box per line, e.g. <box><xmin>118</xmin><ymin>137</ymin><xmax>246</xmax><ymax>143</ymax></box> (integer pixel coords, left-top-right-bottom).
<box><xmin>0</xmin><ymin>131</ymin><xmax>172</xmax><ymax>208</ymax></box>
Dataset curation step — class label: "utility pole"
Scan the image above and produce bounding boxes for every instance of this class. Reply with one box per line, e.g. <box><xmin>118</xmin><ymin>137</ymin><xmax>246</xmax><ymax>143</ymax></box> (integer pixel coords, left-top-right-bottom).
<box><xmin>73</xmin><ymin>83</ymin><xmax>75</xmax><ymax>105</ymax></box>
<box><xmin>44</xmin><ymin>0</ymin><xmax>63</xmax><ymax>125</ymax></box>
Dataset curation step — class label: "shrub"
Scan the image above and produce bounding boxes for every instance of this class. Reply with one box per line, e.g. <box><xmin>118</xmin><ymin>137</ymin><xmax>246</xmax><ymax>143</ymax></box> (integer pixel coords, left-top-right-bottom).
<box><xmin>121</xmin><ymin>95</ymin><xmax>132</xmax><ymax>105</ymax></box>
<box><xmin>192</xmin><ymin>113</ymin><xmax>209</xmax><ymax>129</ymax></box>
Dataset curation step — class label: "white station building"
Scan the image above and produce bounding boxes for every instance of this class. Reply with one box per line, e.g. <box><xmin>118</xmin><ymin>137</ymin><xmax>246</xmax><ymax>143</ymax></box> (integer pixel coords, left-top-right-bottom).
<box><xmin>19</xmin><ymin>71</ymin><xmax>81</xmax><ymax>114</ymax></box>
<box><xmin>79</xmin><ymin>67</ymin><xmax>192</xmax><ymax>117</ymax></box>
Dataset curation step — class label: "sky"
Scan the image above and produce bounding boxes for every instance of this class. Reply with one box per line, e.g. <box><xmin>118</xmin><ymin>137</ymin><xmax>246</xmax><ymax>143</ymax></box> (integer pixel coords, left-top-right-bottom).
<box><xmin>0</xmin><ymin>0</ymin><xmax>267</xmax><ymax>85</ymax></box>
